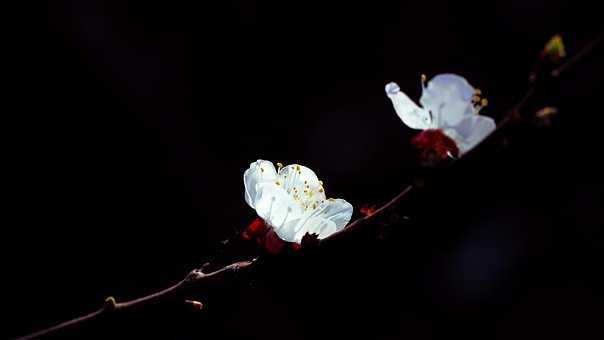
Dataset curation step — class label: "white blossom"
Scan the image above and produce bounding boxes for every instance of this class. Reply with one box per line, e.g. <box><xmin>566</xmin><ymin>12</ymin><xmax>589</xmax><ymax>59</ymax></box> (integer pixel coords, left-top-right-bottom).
<box><xmin>385</xmin><ymin>74</ymin><xmax>496</xmax><ymax>154</ymax></box>
<box><xmin>244</xmin><ymin>160</ymin><xmax>353</xmax><ymax>243</ymax></box>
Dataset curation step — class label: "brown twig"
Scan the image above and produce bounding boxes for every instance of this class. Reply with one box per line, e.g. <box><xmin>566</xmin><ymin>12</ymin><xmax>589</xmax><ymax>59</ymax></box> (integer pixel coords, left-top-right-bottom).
<box><xmin>14</xmin><ymin>260</ymin><xmax>256</xmax><ymax>340</ymax></box>
<box><xmin>14</xmin><ymin>32</ymin><xmax>603</xmax><ymax>340</ymax></box>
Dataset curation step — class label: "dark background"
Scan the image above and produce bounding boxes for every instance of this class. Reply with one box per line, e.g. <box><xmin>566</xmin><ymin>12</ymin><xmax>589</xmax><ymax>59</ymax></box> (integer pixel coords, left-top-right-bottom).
<box><xmin>4</xmin><ymin>1</ymin><xmax>603</xmax><ymax>339</ymax></box>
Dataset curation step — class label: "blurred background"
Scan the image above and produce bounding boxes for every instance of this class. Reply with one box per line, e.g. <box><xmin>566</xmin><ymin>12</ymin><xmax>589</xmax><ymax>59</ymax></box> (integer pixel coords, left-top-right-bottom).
<box><xmin>4</xmin><ymin>1</ymin><xmax>603</xmax><ymax>339</ymax></box>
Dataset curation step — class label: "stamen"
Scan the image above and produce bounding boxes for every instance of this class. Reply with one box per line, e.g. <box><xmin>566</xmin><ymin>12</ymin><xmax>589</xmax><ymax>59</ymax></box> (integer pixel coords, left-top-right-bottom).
<box><xmin>280</xmin><ymin>206</ymin><xmax>292</xmax><ymax>228</ymax></box>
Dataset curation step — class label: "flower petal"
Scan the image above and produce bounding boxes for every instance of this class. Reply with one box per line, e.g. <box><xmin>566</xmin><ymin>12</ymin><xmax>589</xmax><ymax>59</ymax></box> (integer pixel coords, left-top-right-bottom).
<box><xmin>420</xmin><ymin>74</ymin><xmax>475</xmax><ymax>127</ymax></box>
<box><xmin>244</xmin><ymin>160</ymin><xmax>278</xmax><ymax>209</ymax></box>
<box><xmin>272</xmin><ymin>218</ymin><xmax>303</xmax><ymax>243</ymax></box>
<box><xmin>254</xmin><ymin>182</ymin><xmax>304</xmax><ymax>230</ymax></box>
<box><xmin>443</xmin><ymin>115</ymin><xmax>496</xmax><ymax>154</ymax></box>
<box><xmin>386</xmin><ymin>82</ymin><xmax>432</xmax><ymax>130</ymax></box>
<box><xmin>316</xmin><ymin>198</ymin><xmax>353</xmax><ymax>230</ymax></box>
<box><xmin>298</xmin><ymin>217</ymin><xmax>337</xmax><ymax>241</ymax></box>
<box><xmin>284</xmin><ymin>198</ymin><xmax>353</xmax><ymax>243</ymax></box>
<box><xmin>278</xmin><ymin>163</ymin><xmax>326</xmax><ymax>204</ymax></box>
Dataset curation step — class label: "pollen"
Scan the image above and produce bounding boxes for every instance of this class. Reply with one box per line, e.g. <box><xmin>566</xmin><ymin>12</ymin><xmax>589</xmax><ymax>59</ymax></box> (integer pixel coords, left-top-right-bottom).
<box><xmin>275</xmin><ymin>181</ymin><xmax>281</xmax><ymax>186</ymax></box>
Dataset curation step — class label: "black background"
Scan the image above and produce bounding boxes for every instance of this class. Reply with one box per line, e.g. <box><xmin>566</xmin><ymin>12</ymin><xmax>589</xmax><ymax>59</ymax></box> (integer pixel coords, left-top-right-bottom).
<box><xmin>5</xmin><ymin>1</ymin><xmax>603</xmax><ymax>339</ymax></box>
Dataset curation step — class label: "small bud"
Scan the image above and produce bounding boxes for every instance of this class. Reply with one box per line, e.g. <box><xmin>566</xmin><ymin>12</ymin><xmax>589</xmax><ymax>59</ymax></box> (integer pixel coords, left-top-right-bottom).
<box><xmin>104</xmin><ymin>296</ymin><xmax>117</xmax><ymax>311</ymax></box>
<box><xmin>360</xmin><ymin>204</ymin><xmax>377</xmax><ymax>217</ymax></box>
<box><xmin>540</xmin><ymin>34</ymin><xmax>566</xmax><ymax>63</ymax></box>
<box><xmin>535</xmin><ymin>106</ymin><xmax>558</xmax><ymax>118</ymax></box>
<box><xmin>534</xmin><ymin>106</ymin><xmax>558</xmax><ymax>127</ymax></box>
<box><xmin>185</xmin><ymin>300</ymin><xmax>204</xmax><ymax>311</ymax></box>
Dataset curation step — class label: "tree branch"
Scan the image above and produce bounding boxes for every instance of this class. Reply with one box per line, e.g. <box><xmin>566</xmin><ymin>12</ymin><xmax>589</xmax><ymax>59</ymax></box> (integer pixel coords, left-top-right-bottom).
<box><xmin>14</xmin><ymin>32</ymin><xmax>603</xmax><ymax>340</ymax></box>
<box><xmin>14</xmin><ymin>260</ymin><xmax>256</xmax><ymax>340</ymax></box>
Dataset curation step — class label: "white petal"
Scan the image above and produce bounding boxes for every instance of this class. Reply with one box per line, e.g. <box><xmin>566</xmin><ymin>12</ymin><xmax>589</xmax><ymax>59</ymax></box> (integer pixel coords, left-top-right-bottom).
<box><xmin>272</xmin><ymin>218</ymin><xmax>302</xmax><ymax>243</ymax></box>
<box><xmin>316</xmin><ymin>198</ymin><xmax>353</xmax><ymax>230</ymax></box>
<box><xmin>286</xmin><ymin>198</ymin><xmax>353</xmax><ymax>243</ymax></box>
<box><xmin>254</xmin><ymin>182</ymin><xmax>304</xmax><ymax>230</ymax></box>
<box><xmin>297</xmin><ymin>217</ymin><xmax>337</xmax><ymax>241</ymax></box>
<box><xmin>419</xmin><ymin>74</ymin><xmax>475</xmax><ymax>127</ymax></box>
<box><xmin>385</xmin><ymin>82</ymin><xmax>432</xmax><ymax>130</ymax></box>
<box><xmin>444</xmin><ymin>115</ymin><xmax>496</xmax><ymax>154</ymax></box>
<box><xmin>278</xmin><ymin>163</ymin><xmax>326</xmax><ymax>204</ymax></box>
<box><xmin>244</xmin><ymin>160</ymin><xmax>277</xmax><ymax>209</ymax></box>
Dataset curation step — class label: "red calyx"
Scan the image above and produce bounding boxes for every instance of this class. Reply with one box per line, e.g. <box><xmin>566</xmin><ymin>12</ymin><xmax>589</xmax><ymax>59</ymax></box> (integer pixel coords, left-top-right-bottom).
<box><xmin>411</xmin><ymin>129</ymin><xmax>459</xmax><ymax>165</ymax></box>
<box><xmin>242</xmin><ymin>217</ymin><xmax>268</xmax><ymax>240</ymax></box>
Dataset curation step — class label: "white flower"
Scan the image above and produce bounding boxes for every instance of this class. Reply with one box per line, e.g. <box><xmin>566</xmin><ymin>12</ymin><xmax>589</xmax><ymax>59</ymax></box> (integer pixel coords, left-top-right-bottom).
<box><xmin>385</xmin><ymin>74</ymin><xmax>496</xmax><ymax>155</ymax></box>
<box><xmin>244</xmin><ymin>160</ymin><xmax>353</xmax><ymax>243</ymax></box>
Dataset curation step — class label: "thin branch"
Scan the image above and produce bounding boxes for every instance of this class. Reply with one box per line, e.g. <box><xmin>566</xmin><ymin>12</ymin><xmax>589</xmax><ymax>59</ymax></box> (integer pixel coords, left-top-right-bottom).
<box><xmin>14</xmin><ymin>32</ymin><xmax>604</xmax><ymax>340</ymax></box>
<box><xmin>551</xmin><ymin>32</ymin><xmax>604</xmax><ymax>78</ymax></box>
<box><xmin>324</xmin><ymin>185</ymin><xmax>414</xmax><ymax>242</ymax></box>
<box><xmin>14</xmin><ymin>260</ymin><xmax>256</xmax><ymax>340</ymax></box>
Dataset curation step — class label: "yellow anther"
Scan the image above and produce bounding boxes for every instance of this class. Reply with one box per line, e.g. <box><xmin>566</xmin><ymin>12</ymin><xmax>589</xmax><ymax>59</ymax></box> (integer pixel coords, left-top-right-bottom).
<box><xmin>421</xmin><ymin>74</ymin><xmax>427</xmax><ymax>83</ymax></box>
<box><xmin>472</xmin><ymin>95</ymin><xmax>481</xmax><ymax>102</ymax></box>
<box><xmin>277</xmin><ymin>162</ymin><xmax>283</xmax><ymax>171</ymax></box>
<box><xmin>312</xmin><ymin>203</ymin><xmax>317</xmax><ymax>210</ymax></box>
<box><xmin>296</xmin><ymin>165</ymin><xmax>301</xmax><ymax>171</ymax></box>
<box><xmin>275</xmin><ymin>181</ymin><xmax>281</xmax><ymax>186</ymax></box>
<box><xmin>481</xmin><ymin>98</ymin><xmax>488</xmax><ymax>107</ymax></box>
<box><xmin>319</xmin><ymin>187</ymin><xmax>324</xmax><ymax>193</ymax></box>
<box><xmin>475</xmin><ymin>89</ymin><xmax>482</xmax><ymax>95</ymax></box>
